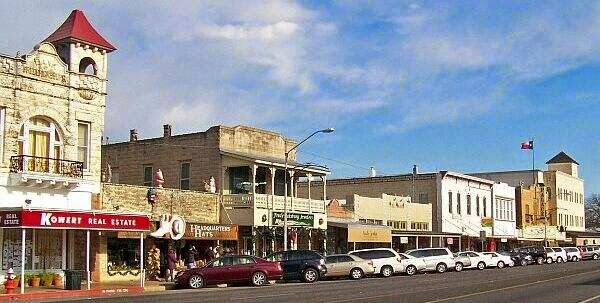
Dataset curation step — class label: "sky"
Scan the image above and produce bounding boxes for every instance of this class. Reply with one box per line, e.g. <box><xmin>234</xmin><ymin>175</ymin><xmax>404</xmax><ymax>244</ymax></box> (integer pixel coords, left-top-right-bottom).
<box><xmin>1</xmin><ymin>1</ymin><xmax>599</xmax><ymax>194</ymax></box>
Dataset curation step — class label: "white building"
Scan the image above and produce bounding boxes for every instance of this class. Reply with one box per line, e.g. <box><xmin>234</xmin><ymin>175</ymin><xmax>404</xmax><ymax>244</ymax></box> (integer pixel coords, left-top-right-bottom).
<box><xmin>491</xmin><ymin>182</ymin><xmax>517</xmax><ymax>239</ymax></box>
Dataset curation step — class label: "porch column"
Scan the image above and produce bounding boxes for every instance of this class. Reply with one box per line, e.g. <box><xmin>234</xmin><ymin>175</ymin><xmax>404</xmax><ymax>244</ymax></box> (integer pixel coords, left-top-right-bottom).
<box><xmin>140</xmin><ymin>232</ymin><xmax>145</xmax><ymax>287</ymax></box>
<box><xmin>86</xmin><ymin>230</ymin><xmax>90</xmax><ymax>290</ymax></box>
<box><xmin>416</xmin><ymin>236</ymin><xmax>419</xmax><ymax>249</ymax></box>
<box><xmin>307</xmin><ymin>174</ymin><xmax>312</xmax><ymax>213</ymax></box>
<box><xmin>308</xmin><ymin>229</ymin><xmax>312</xmax><ymax>250</ymax></box>
<box><xmin>321</xmin><ymin>176</ymin><xmax>327</xmax><ymax>201</ymax></box>
<box><xmin>288</xmin><ymin>171</ymin><xmax>295</xmax><ymax>210</ymax></box>
<box><xmin>269</xmin><ymin>167</ymin><xmax>276</xmax><ymax>226</ymax></box>
<box><xmin>20</xmin><ymin>229</ymin><xmax>25</xmax><ymax>294</ymax></box>
<box><xmin>430</xmin><ymin>236</ymin><xmax>433</xmax><ymax>248</ymax></box>
<box><xmin>251</xmin><ymin>164</ymin><xmax>257</xmax><ymax>195</ymax></box>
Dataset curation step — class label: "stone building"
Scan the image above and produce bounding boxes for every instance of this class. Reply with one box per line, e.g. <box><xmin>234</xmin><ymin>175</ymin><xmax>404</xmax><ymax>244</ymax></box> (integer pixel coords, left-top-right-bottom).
<box><xmin>472</xmin><ymin>151</ymin><xmax>585</xmax><ymax>244</ymax></box>
<box><xmin>299</xmin><ymin>169</ymin><xmax>494</xmax><ymax>251</ymax></box>
<box><xmin>102</xmin><ymin>125</ymin><xmax>329</xmax><ymax>256</ymax></box>
<box><xmin>0</xmin><ymin>10</ymin><xmax>154</xmax><ymax>290</ymax></box>
<box><xmin>326</xmin><ymin>194</ymin><xmax>433</xmax><ymax>253</ymax></box>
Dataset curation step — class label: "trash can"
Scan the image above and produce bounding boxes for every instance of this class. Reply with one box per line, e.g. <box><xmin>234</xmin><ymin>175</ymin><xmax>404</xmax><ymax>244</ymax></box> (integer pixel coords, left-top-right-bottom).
<box><xmin>64</xmin><ymin>270</ymin><xmax>83</xmax><ymax>290</ymax></box>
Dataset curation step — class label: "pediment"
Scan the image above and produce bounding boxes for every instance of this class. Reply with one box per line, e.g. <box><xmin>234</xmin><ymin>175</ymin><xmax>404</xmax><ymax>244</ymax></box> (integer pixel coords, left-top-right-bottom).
<box><xmin>19</xmin><ymin>42</ymin><xmax>69</xmax><ymax>85</ymax></box>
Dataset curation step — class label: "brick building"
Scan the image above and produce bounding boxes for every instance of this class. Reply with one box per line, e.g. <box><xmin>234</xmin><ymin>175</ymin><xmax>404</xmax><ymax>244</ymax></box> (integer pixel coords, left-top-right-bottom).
<box><xmin>102</xmin><ymin>124</ymin><xmax>330</xmax><ymax>256</ymax></box>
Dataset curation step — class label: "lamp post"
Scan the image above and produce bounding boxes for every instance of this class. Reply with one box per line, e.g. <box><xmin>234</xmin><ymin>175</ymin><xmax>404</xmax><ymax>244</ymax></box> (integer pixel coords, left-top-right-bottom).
<box><xmin>283</xmin><ymin>128</ymin><xmax>334</xmax><ymax>251</ymax></box>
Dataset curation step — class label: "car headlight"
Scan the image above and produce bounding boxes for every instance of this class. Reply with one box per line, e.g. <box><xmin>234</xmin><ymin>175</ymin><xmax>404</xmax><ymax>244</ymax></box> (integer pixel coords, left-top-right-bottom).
<box><xmin>525</xmin><ymin>255</ymin><xmax>532</xmax><ymax>260</ymax></box>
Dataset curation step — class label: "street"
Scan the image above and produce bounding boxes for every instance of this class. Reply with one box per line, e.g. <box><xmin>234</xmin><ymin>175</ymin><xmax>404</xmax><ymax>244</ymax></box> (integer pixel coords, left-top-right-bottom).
<box><xmin>50</xmin><ymin>261</ymin><xmax>600</xmax><ymax>303</ymax></box>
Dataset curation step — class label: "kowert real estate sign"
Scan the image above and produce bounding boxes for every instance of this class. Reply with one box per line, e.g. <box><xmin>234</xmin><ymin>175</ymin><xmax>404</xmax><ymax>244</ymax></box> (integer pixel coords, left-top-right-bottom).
<box><xmin>0</xmin><ymin>209</ymin><xmax>151</xmax><ymax>231</ymax></box>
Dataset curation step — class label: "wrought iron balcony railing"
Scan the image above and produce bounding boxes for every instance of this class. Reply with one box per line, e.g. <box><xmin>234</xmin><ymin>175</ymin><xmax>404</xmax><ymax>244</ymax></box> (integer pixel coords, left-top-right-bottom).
<box><xmin>10</xmin><ymin>155</ymin><xmax>84</xmax><ymax>178</ymax></box>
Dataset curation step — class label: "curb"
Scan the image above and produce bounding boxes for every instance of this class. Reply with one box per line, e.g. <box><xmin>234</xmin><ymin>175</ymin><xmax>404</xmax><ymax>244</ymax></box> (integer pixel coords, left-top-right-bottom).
<box><xmin>0</xmin><ymin>286</ymin><xmax>145</xmax><ymax>302</ymax></box>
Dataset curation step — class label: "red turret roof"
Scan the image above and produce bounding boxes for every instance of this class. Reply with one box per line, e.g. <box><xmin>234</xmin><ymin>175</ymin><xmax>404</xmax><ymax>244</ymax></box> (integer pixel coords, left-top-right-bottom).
<box><xmin>44</xmin><ymin>9</ymin><xmax>116</xmax><ymax>52</ymax></box>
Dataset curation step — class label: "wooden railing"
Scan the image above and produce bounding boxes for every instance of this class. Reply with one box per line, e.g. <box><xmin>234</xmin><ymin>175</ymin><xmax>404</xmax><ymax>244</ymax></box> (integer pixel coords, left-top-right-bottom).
<box><xmin>222</xmin><ymin>194</ymin><xmax>326</xmax><ymax>213</ymax></box>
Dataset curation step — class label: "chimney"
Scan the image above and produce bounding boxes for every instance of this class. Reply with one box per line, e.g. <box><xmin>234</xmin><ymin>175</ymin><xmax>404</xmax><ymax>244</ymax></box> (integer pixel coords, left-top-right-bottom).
<box><xmin>412</xmin><ymin>164</ymin><xmax>419</xmax><ymax>176</ymax></box>
<box><xmin>129</xmin><ymin>129</ymin><xmax>138</xmax><ymax>142</ymax></box>
<box><xmin>163</xmin><ymin>124</ymin><xmax>172</xmax><ymax>138</ymax></box>
<box><xmin>369</xmin><ymin>167</ymin><xmax>377</xmax><ymax>177</ymax></box>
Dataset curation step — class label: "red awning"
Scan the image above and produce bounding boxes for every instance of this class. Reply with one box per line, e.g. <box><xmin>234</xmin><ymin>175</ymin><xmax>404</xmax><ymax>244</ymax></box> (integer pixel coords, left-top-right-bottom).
<box><xmin>0</xmin><ymin>208</ymin><xmax>150</xmax><ymax>231</ymax></box>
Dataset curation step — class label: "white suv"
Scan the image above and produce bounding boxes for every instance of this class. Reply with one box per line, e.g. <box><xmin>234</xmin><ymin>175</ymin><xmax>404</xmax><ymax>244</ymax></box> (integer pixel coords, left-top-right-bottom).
<box><xmin>550</xmin><ymin>247</ymin><xmax>568</xmax><ymax>263</ymax></box>
<box><xmin>544</xmin><ymin>247</ymin><xmax>559</xmax><ymax>263</ymax></box>
<box><xmin>405</xmin><ymin>248</ymin><xmax>457</xmax><ymax>273</ymax></box>
<box><xmin>563</xmin><ymin>247</ymin><xmax>582</xmax><ymax>262</ymax></box>
<box><xmin>349</xmin><ymin>248</ymin><xmax>425</xmax><ymax>277</ymax></box>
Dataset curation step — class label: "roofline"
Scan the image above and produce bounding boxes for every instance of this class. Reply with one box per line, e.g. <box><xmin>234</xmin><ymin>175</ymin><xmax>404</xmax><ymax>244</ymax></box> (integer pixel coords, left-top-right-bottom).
<box><xmin>470</xmin><ymin>169</ymin><xmax>543</xmax><ymax>175</ymax></box>
<box><xmin>441</xmin><ymin>171</ymin><xmax>495</xmax><ymax>185</ymax></box>
<box><xmin>301</xmin><ymin>172</ymin><xmax>439</xmax><ymax>184</ymax></box>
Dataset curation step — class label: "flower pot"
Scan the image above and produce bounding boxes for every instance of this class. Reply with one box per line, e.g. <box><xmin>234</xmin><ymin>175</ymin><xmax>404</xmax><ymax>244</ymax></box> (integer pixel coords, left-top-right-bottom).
<box><xmin>52</xmin><ymin>275</ymin><xmax>62</xmax><ymax>288</ymax></box>
<box><xmin>42</xmin><ymin>277</ymin><xmax>53</xmax><ymax>287</ymax></box>
<box><xmin>31</xmin><ymin>277</ymin><xmax>41</xmax><ymax>287</ymax></box>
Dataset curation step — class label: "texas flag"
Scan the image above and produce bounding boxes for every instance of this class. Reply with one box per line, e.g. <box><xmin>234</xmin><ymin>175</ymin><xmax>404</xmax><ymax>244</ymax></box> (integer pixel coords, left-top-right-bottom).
<box><xmin>521</xmin><ymin>140</ymin><xmax>534</xmax><ymax>150</ymax></box>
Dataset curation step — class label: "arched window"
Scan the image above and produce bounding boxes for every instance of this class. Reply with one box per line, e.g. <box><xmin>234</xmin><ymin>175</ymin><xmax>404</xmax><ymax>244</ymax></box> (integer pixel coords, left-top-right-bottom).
<box><xmin>79</xmin><ymin>57</ymin><xmax>97</xmax><ymax>75</ymax></box>
<box><xmin>18</xmin><ymin>116</ymin><xmax>63</xmax><ymax>173</ymax></box>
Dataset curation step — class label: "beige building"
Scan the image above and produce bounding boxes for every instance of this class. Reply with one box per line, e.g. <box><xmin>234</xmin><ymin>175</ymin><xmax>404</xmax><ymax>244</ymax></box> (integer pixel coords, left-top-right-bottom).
<box><xmin>472</xmin><ymin>151</ymin><xmax>585</xmax><ymax>236</ymax></box>
<box><xmin>102</xmin><ymin>124</ymin><xmax>329</xmax><ymax>256</ymax></box>
<box><xmin>0</xmin><ymin>9</ymin><xmax>118</xmax><ymax>285</ymax></box>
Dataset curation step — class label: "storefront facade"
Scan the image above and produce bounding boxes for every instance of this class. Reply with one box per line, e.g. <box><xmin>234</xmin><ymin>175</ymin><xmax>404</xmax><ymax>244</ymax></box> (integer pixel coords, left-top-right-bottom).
<box><xmin>0</xmin><ymin>208</ymin><xmax>150</xmax><ymax>293</ymax></box>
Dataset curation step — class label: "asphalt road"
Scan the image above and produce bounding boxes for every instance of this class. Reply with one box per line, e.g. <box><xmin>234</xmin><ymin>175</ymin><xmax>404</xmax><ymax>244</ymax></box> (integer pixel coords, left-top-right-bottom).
<box><xmin>46</xmin><ymin>260</ymin><xmax>600</xmax><ymax>303</ymax></box>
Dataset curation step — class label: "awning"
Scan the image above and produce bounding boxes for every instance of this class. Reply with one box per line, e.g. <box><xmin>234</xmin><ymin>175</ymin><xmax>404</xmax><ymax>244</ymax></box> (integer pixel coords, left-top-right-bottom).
<box><xmin>0</xmin><ymin>207</ymin><xmax>151</xmax><ymax>231</ymax></box>
<box><xmin>328</xmin><ymin>221</ymin><xmax>392</xmax><ymax>243</ymax></box>
<box><xmin>220</xmin><ymin>149</ymin><xmax>330</xmax><ymax>175</ymax></box>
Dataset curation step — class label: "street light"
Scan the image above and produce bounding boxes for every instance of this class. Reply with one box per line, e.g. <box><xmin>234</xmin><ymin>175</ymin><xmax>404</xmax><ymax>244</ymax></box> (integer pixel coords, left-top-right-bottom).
<box><xmin>283</xmin><ymin>128</ymin><xmax>334</xmax><ymax>251</ymax></box>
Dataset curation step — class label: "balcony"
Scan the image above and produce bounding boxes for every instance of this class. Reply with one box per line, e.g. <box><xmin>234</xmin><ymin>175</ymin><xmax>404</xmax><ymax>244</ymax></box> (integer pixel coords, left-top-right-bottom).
<box><xmin>222</xmin><ymin>194</ymin><xmax>326</xmax><ymax>214</ymax></box>
<box><xmin>9</xmin><ymin>155</ymin><xmax>84</xmax><ymax>189</ymax></box>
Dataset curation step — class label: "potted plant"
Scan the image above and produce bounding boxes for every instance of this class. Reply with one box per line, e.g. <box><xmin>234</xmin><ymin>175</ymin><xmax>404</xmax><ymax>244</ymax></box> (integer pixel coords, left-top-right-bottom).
<box><xmin>52</xmin><ymin>273</ymin><xmax>62</xmax><ymax>288</ymax></box>
<box><xmin>31</xmin><ymin>274</ymin><xmax>41</xmax><ymax>287</ymax></box>
<box><xmin>42</xmin><ymin>273</ymin><xmax>54</xmax><ymax>287</ymax></box>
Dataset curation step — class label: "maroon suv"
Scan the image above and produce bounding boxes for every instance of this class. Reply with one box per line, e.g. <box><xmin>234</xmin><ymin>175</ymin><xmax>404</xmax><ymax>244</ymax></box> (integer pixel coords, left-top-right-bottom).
<box><xmin>175</xmin><ymin>255</ymin><xmax>283</xmax><ymax>289</ymax></box>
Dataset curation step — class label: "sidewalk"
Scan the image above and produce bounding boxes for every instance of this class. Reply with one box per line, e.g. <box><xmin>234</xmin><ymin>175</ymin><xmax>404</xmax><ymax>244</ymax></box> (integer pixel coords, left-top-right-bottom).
<box><xmin>0</xmin><ymin>281</ymin><xmax>174</xmax><ymax>302</ymax></box>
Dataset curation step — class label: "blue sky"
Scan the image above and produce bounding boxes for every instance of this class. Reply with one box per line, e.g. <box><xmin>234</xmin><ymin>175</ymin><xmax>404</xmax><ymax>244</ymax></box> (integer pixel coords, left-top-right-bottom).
<box><xmin>1</xmin><ymin>1</ymin><xmax>598</xmax><ymax>194</ymax></box>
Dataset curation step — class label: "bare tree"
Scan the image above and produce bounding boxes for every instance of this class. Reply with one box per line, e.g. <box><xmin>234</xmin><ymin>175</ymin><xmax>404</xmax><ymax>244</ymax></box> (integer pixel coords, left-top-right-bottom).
<box><xmin>585</xmin><ymin>194</ymin><xmax>600</xmax><ymax>229</ymax></box>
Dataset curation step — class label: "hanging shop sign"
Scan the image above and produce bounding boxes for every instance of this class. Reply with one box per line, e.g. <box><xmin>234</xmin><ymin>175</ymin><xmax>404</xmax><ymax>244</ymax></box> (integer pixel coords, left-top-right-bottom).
<box><xmin>481</xmin><ymin>217</ymin><xmax>493</xmax><ymax>228</ymax></box>
<box><xmin>185</xmin><ymin>224</ymin><xmax>238</xmax><ymax>241</ymax></box>
<box><xmin>0</xmin><ymin>209</ymin><xmax>150</xmax><ymax>231</ymax></box>
<box><xmin>151</xmin><ymin>214</ymin><xmax>186</xmax><ymax>240</ymax></box>
<box><xmin>272</xmin><ymin>212</ymin><xmax>314</xmax><ymax>227</ymax></box>
<box><xmin>347</xmin><ymin>225</ymin><xmax>392</xmax><ymax>243</ymax></box>
<box><xmin>400</xmin><ymin>236</ymin><xmax>409</xmax><ymax>244</ymax></box>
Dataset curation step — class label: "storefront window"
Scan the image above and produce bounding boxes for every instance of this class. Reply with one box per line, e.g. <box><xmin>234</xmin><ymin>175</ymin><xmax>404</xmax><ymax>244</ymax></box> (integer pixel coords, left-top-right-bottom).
<box><xmin>2</xmin><ymin>229</ymin><xmax>33</xmax><ymax>270</ymax></box>
<box><xmin>107</xmin><ymin>235</ymin><xmax>140</xmax><ymax>272</ymax></box>
<box><xmin>34</xmin><ymin>230</ymin><xmax>63</xmax><ymax>269</ymax></box>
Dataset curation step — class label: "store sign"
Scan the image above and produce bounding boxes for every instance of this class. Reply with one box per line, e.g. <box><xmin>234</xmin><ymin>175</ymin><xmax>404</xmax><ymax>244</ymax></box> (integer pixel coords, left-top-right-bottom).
<box><xmin>481</xmin><ymin>217</ymin><xmax>493</xmax><ymax>227</ymax></box>
<box><xmin>348</xmin><ymin>226</ymin><xmax>392</xmax><ymax>243</ymax></box>
<box><xmin>0</xmin><ymin>209</ymin><xmax>150</xmax><ymax>231</ymax></box>
<box><xmin>400</xmin><ymin>236</ymin><xmax>409</xmax><ymax>244</ymax></box>
<box><xmin>185</xmin><ymin>224</ymin><xmax>238</xmax><ymax>240</ymax></box>
<box><xmin>151</xmin><ymin>214</ymin><xmax>186</xmax><ymax>240</ymax></box>
<box><xmin>272</xmin><ymin>212</ymin><xmax>314</xmax><ymax>227</ymax></box>
<box><xmin>447</xmin><ymin>238</ymin><xmax>454</xmax><ymax>245</ymax></box>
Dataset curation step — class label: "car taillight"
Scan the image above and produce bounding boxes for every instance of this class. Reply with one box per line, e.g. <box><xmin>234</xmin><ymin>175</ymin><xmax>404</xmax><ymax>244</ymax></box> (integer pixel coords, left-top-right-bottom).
<box><xmin>320</xmin><ymin>259</ymin><xmax>326</xmax><ymax>266</ymax></box>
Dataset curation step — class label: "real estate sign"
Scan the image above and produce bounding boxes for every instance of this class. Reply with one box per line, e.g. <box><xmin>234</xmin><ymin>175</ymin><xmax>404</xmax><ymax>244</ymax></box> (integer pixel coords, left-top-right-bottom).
<box><xmin>272</xmin><ymin>212</ymin><xmax>314</xmax><ymax>227</ymax></box>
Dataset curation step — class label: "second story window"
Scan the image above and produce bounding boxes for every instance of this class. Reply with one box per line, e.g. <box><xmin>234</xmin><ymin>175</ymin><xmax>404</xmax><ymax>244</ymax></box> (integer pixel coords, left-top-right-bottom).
<box><xmin>466</xmin><ymin>195</ymin><xmax>472</xmax><ymax>215</ymax></box>
<box><xmin>143</xmin><ymin>165</ymin><xmax>153</xmax><ymax>187</ymax></box>
<box><xmin>448</xmin><ymin>192</ymin><xmax>453</xmax><ymax>213</ymax></box>
<box><xmin>17</xmin><ymin>116</ymin><xmax>63</xmax><ymax>173</ymax></box>
<box><xmin>77</xmin><ymin>122</ymin><xmax>90</xmax><ymax>170</ymax></box>
<box><xmin>457</xmin><ymin>193</ymin><xmax>462</xmax><ymax>215</ymax></box>
<box><xmin>180</xmin><ymin>162</ymin><xmax>191</xmax><ymax>190</ymax></box>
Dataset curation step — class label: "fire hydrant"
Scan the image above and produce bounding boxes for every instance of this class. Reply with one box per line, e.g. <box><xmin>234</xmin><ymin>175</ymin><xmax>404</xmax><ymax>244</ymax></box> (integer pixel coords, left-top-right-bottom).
<box><xmin>4</xmin><ymin>268</ymin><xmax>17</xmax><ymax>294</ymax></box>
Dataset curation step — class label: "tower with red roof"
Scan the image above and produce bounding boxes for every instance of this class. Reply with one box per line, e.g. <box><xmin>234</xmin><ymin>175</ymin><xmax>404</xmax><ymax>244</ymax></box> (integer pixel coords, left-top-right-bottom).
<box><xmin>43</xmin><ymin>9</ymin><xmax>116</xmax><ymax>79</ymax></box>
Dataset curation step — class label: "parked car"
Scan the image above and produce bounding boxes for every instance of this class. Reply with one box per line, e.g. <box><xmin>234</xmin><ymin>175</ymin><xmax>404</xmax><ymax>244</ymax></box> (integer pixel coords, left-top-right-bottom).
<box><xmin>324</xmin><ymin>254</ymin><xmax>375</xmax><ymax>280</ymax></box>
<box><xmin>550</xmin><ymin>247</ymin><xmax>568</xmax><ymax>263</ymax></box>
<box><xmin>516</xmin><ymin>246</ymin><xmax>547</xmax><ymax>265</ymax></box>
<box><xmin>563</xmin><ymin>247</ymin><xmax>582</xmax><ymax>262</ymax></box>
<box><xmin>349</xmin><ymin>248</ymin><xmax>422</xmax><ymax>277</ymax></box>
<box><xmin>545</xmin><ymin>247</ymin><xmax>558</xmax><ymax>263</ymax></box>
<box><xmin>482</xmin><ymin>252</ymin><xmax>514</xmax><ymax>268</ymax></box>
<box><xmin>398</xmin><ymin>252</ymin><xmax>427</xmax><ymax>275</ymax></box>
<box><xmin>500</xmin><ymin>250</ymin><xmax>533</xmax><ymax>266</ymax></box>
<box><xmin>578</xmin><ymin>246</ymin><xmax>600</xmax><ymax>260</ymax></box>
<box><xmin>457</xmin><ymin>251</ymin><xmax>490</xmax><ymax>270</ymax></box>
<box><xmin>266</xmin><ymin>250</ymin><xmax>326</xmax><ymax>283</ymax></box>
<box><xmin>405</xmin><ymin>248</ymin><xmax>457</xmax><ymax>273</ymax></box>
<box><xmin>175</xmin><ymin>255</ymin><xmax>282</xmax><ymax>289</ymax></box>
<box><xmin>452</xmin><ymin>253</ymin><xmax>472</xmax><ymax>272</ymax></box>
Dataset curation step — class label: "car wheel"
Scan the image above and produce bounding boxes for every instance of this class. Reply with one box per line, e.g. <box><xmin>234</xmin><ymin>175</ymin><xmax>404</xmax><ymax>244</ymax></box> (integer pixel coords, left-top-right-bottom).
<box><xmin>302</xmin><ymin>268</ymin><xmax>319</xmax><ymax>283</ymax></box>
<box><xmin>593</xmin><ymin>254</ymin><xmax>599</xmax><ymax>260</ymax></box>
<box><xmin>477</xmin><ymin>262</ymin><xmax>485</xmax><ymax>270</ymax></box>
<box><xmin>574</xmin><ymin>256</ymin><xmax>579</xmax><ymax>262</ymax></box>
<box><xmin>380</xmin><ymin>265</ymin><xmax>393</xmax><ymax>278</ymax></box>
<box><xmin>188</xmin><ymin>275</ymin><xmax>204</xmax><ymax>289</ymax></box>
<box><xmin>454</xmin><ymin>263</ymin><xmax>463</xmax><ymax>272</ymax></box>
<box><xmin>251</xmin><ymin>271</ymin><xmax>267</xmax><ymax>286</ymax></box>
<box><xmin>406</xmin><ymin>265</ymin><xmax>418</xmax><ymax>276</ymax></box>
<box><xmin>546</xmin><ymin>257</ymin><xmax>553</xmax><ymax>264</ymax></box>
<box><xmin>557</xmin><ymin>257</ymin><xmax>563</xmax><ymax>263</ymax></box>
<box><xmin>520</xmin><ymin>259</ymin><xmax>528</xmax><ymax>266</ymax></box>
<box><xmin>436</xmin><ymin>263</ymin><xmax>447</xmax><ymax>274</ymax></box>
<box><xmin>497</xmin><ymin>261</ymin><xmax>505</xmax><ymax>269</ymax></box>
<box><xmin>536</xmin><ymin>257</ymin><xmax>545</xmax><ymax>265</ymax></box>
<box><xmin>350</xmin><ymin>268</ymin><xmax>364</xmax><ymax>280</ymax></box>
